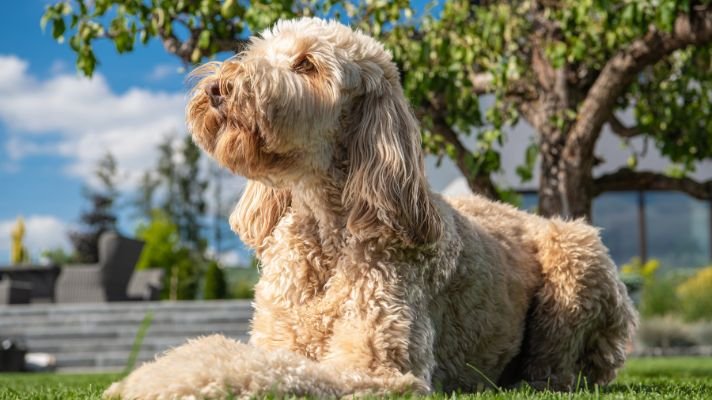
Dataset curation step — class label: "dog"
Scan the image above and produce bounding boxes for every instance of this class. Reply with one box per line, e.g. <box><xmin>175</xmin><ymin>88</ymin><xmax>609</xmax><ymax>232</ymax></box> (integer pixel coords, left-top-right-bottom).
<box><xmin>105</xmin><ymin>17</ymin><xmax>636</xmax><ymax>399</ymax></box>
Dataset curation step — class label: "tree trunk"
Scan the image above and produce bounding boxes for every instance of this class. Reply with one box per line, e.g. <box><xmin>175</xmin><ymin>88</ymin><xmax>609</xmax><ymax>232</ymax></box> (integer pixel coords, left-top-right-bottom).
<box><xmin>537</xmin><ymin>130</ymin><xmax>594</xmax><ymax>220</ymax></box>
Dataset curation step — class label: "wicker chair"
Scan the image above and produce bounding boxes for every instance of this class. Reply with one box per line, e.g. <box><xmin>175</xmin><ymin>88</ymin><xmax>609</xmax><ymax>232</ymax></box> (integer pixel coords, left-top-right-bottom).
<box><xmin>128</xmin><ymin>268</ymin><xmax>165</xmax><ymax>301</ymax></box>
<box><xmin>0</xmin><ymin>279</ymin><xmax>32</xmax><ymax>305</ymax></box>
<box><xmin>55</xmin><ymin>232</ymin><xmax>148</xmax><ymax>303</ymax></box>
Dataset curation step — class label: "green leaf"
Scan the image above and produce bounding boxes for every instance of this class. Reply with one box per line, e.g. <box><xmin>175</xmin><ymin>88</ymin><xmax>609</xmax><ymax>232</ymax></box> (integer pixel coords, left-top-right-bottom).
<box><xmin>52</xmin><ymin>18</ymin><xmax>66</xmax><ymax>40</ymax></box>
<box><xmin>221</xmin><ymin>0</ymin><xmax>238</xmax><ymax>19</ymax></box>
<box><xmin>198</xmin><ymin>30</ymin><xmax>211</xmax><ymax>50</ymax></box>
<box><xmin>627</xmin><ymin>154</ymin><xmax>638</xmax><ymax>169</ymax></box>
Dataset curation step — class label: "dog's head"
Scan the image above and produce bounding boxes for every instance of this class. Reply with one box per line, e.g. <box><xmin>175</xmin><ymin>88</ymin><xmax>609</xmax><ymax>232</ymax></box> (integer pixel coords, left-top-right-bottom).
<box><xmin>188</xmin><ymin>18</ymin><xmax>441</xmax><ymax>248</ymax></box>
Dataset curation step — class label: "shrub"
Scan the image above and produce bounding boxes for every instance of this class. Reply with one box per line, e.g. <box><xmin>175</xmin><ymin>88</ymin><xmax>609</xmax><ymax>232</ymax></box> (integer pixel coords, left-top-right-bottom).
<box><xmin>638</xmin><ymin>316</ymin><xmax>697</xmax><ymax>348</ymax></box>
<box><xmin>691</xmin><ymin>322</ymin><xmax>712</xmax><ymax>346</ymax></box>
<box><xmin>677</xmin><ymin>267</ymin><xmax>712</xmax><ymax>322</ymax></box>
<box><xmin>622</xmin><ymin>257</ymin><xmax>682</xmax><ymax>318</ymax></box>
<box><xmin>203</xmin><ymin>261</ymin><xmax>227</xmax><ymax>300</ymax></box>
<box><xmin>231</xmin><ymin>279</ymin><xmax>255</xmax><ymax>299</ymax></box>
<box><xmin>640</xmin><ymin>275</ymin><xmax>682</xmax><ymax>318</ymax></box>
<box><xmin>135</xmin><ymin>210</ymin><xmax>201</xmax><ymax>300</ymax></box>
<box><xmin>226</xmin><ymin>259</ymin><xmax>259</xmax><ymax>299</ymax></box>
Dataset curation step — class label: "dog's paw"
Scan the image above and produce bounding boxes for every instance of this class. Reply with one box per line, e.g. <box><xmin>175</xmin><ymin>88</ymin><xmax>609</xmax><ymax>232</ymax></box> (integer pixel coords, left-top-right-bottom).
<box><xmin>102</xmin><ymin>334</ymin><xmax>245</xmax><ymax>400</ymax></box>
<box><xmin>102</xmin><ymin>381</ymin><xmax>123</xmax><ymax>399</ymax></box>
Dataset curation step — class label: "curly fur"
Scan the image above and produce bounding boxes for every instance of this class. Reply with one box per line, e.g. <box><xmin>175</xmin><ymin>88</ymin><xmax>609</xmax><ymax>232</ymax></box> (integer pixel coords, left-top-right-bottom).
<box><xmin>104</xmin><ymin>18</ymin><xmax>637</xmax><ymax>399</ymax></box>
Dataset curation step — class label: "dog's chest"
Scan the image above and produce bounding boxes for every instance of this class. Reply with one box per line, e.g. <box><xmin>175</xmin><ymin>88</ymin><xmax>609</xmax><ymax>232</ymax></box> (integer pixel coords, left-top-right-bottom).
<box><xmin>251</xmin><ymin>226</ymin><xmax>352</xmax><ymax>359</ymax></box>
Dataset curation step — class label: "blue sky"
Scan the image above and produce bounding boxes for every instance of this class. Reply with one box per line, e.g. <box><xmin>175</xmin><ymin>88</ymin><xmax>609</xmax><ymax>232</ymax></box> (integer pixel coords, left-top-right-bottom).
<box><xmin>0</xmin><ymin>1</ymin><xmax>243</xmax><ymax>264</ymax></box>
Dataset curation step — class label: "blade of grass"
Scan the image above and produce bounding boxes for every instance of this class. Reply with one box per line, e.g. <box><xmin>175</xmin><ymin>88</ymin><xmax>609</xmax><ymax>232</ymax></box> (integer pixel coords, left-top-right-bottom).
<box><xmin>466</xmin><ymin>363</ymin><xmax>503</xmax><ymax>393</ymax></box>
<box><xmin>123</xmin><ymin>310</ymin><xmax>154</xmax><ymax>376</ymax></box>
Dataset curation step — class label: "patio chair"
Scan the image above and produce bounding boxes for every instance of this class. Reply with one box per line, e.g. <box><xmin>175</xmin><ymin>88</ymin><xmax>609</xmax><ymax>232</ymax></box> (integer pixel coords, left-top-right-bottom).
<box><xmin>0</xmin><ymin>279</ymin><xmax>32</xmax><ymax>305</ymax></box>
<box><xmin>55</xmin><ymin>232</ymin><xmax>145</xmax><ymax>303</ymax></box>
<box><xmin>127</xmin><ymin>268</ymin><xmax>165</xmax><ymax>301</ymax></box>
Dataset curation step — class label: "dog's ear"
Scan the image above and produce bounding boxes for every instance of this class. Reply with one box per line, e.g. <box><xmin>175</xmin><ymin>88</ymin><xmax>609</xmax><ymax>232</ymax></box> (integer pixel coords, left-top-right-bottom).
<box><xmin>230</xmin><ymin>180</ymin><xmax>291</xmax><ymax>249</ymax></box>
<box><xmin>343</xmin><ymin>73</ymin><xmax>443</xmax><ymax>246</ymax></box>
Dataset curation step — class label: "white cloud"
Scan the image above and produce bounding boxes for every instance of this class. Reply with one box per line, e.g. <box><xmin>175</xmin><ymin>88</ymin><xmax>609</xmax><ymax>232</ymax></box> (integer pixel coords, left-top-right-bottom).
<box><xmin>0</xmin><ymin>55</ymin><xmax>187</xmax><ymax>188</ymax></box>
<box><xmin>49</xmin><ymin>59</ymin><xmax>68</xmax><ymax>76</ymax></box>
<box><xmin>0</xmin><ymin>215</ymin><xmax>72</xmax><ymax>263</ymax></box>
<box><xmin>147</xmin><ymin>63</ymin><xmax>181</xmax><ymax>81</ymax></box>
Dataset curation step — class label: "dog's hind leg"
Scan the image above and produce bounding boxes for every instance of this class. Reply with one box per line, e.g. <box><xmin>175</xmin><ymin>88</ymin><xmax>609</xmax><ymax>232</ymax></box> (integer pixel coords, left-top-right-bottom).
<box><xmin>520</xmin><ymin>220</ymin><xmax>637</xmax><ymax>391</ymax></box>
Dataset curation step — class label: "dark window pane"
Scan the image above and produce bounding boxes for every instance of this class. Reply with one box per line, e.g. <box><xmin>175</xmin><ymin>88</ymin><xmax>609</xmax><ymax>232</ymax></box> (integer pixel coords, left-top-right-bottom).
<box><xmin>593</xmin><ymin>192</ymin><xmax>641</xmax><ymax>266</ymax></box>
<box><xmin>645</xmin><ymin>192</ymin><xmax>710</xmax><ymax>269</ymax></box>
<box><xmin>516</xmin><ymin>191</ymin><xmax>711</xmax><ymax>268</ymax></box>
<box><xmin>521</xmin><ymin>193</ymin><xmax>538</xmax><ymax>213</ymax></box>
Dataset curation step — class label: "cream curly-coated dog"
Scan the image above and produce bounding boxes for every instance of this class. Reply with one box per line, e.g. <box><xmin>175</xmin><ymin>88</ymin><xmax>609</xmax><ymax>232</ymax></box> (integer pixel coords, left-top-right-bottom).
<box><xmin>105</xmin><ymin>18</ymin><xmax>636</xmax><ymax>399</ymax></box>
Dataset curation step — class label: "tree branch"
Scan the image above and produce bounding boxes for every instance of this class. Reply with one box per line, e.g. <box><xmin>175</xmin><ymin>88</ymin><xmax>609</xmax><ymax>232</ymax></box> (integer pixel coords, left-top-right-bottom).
<box><xmin>608</xmin><ymin>114</ymin><xmax>642</xmax><ymax>138</ymax></box>
<box><xmin>565</xmin><ymin>7</ymin><xmax>712</xmax><ymax>160</ymax></box>
<box><xmin>468</xmin><ymin>71</ymin><xmax>495</xmax><ymax>95</ymax></box>
<box><xmin>594</xmin><ymin>168</ymin><xmax>712</xmax><ymax>200</ymax></box>
<box><xmin>158</xmin><ymin>23</ymin><xmax>248</xmax><ymax>64</ymax></box>
<box><xmin>430</xmin><ymin>114</ymin><xmax>498</xmax><ymax>199</ymax></box>
<box><xmin>419</xmin><ymin>98</ymin><xmax>498</xmax><ymax>198</ymax></box>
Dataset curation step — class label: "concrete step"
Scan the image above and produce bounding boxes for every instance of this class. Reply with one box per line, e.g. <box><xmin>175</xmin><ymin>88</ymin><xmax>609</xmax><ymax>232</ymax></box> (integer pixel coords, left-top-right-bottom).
<box><xmin>1</xmin><ymin>300</ymin><xmax>254</xmax><ymax>372</ymax></box>
<box><xmin>1</xmin><ymin>311</ymin><xmax>252</xmax><ymax>328</ymax></box>
<box><xmin>0</xmin><ymin>300</ymin><xmax>252</xmax><ymax>318</ymax></box>
<box><xmin>55</xmin><ymin>350</ymin><xmax>161</xmax><ymax>369</ymax></box>
<box><xmin>28</xmin><ymin>334</ymin><xmax>250</xmax><ymax>354</ymax></box>
<box><xmin>4</xmin><ymin>323</ymin><xmax>251</xmax><ymax>340</ymax></box>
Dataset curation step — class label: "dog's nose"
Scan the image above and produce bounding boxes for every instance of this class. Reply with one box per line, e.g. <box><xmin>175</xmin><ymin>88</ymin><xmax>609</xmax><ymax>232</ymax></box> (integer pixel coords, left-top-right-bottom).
<box><xmin>207</xmin><ymin>82</ymin><xmax>223</xmax><ymax>108</ymax></box>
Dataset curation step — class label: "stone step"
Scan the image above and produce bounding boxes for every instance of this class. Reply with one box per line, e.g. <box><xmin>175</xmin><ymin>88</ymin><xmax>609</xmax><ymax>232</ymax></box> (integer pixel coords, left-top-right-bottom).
<box><xmin>0</xmin><ymin>300</ymin><xmax>252</xmax><ymax>318</ymax></box>
<box><xmin>1</xmin><ymin>310</ymin><xmax>252</xmax><ymax>328</ymax></box>
<box><xmin>4</xmin><ymin>323</ymin><xmax>251</xmax><ymax>340</ymax></box>
<box><xmin>55</xmin><ymin>350</ymin><xmax>161</xmax><ymax>369</ymax></box>
<box><xmin>27</xmin><ymin>334</ymin><xmax>250</xmax><ymax>354</ymax></box>
<box><xmin>2</xmin><ymin>300</ymin><xmax>254</xmax><ymax>372</ymax></box>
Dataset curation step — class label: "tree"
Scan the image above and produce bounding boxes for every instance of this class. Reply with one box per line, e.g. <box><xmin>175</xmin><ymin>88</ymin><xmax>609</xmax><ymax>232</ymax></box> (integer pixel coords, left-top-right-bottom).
<box><xmin>135</xmin><ymin>210</ymin><xmax>201</xmax><ymax>300</ymax></box>
<box><xmin>202</xmin><ymin>260</ymin><xmax>227</xmax><ymax>300</ymax></box>
<box><xmin>153</xmin><ymin>135</ymin><xmax>209</xmax><ymax>251</ymax></box>
<box><xmin>44</xmin><ymin>1</ymin><xmax>712</xmax><ymax>219</ymax></box>
<box><xmin>131</xmin><ymin>135</ymin><xmax>211</xmax><ymax>299</ymax></box>
<box><xmin>390</xmin><ymin>1</ymin><xmax>712</xmax><ymax>218</ymax></box>
<box><xmin>70</xmin><ymin>152</ymin><xmax>120</xmax><ymax>262</ymax></box>
<box><xmin>133</xmin><ymin>170</ymin><xmax>160</xmax><ymax>222</ymax></box>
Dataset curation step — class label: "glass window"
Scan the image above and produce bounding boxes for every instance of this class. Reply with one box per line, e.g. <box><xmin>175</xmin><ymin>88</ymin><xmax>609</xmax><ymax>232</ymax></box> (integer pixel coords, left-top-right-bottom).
<box><xmin>645</xmin><ymin>192</ymin><xmax>710</xmax><ymax>269</ymax></box>
<box><xmin>592</xmin><ymin>192</ymin><xmax>641</xmax><ymax>266</ymax></box>
<box><xmin>518</xmin><ymin>191</ymin><xmax>711</xmax><ymax>268</ymax></box>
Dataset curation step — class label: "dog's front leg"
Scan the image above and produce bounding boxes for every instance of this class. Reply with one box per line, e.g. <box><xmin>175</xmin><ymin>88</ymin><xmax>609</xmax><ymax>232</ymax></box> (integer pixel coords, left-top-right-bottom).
<box><xmin>318</xmin><ymin>274</ymin><xmax>436</xmax><ymax>397</ymax></box>
<box><xmin>103</xmin><ymin>334</ymin><xmax>372</xmax><ymax>400</ymax></box>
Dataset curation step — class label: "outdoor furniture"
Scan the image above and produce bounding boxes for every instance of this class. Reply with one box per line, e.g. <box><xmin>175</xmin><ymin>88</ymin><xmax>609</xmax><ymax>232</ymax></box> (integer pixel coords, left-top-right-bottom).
<box><xmin>0</xmin><ymin>338</ymin><xmax>27</xmax><ymax>372</ymax></box>
<box><xmin>55</xmin><ymin>232</ymin><xmax>145</xmax><ymax>303</ymax></box>
<box><xmin>128</xmin><ymin>268</ymin><xmax>165</xmax><ymax>301</ymax></box>
<box><xmin>0</xmin><ymin>279</ymin><xmax>32</xmax><ymax>305</ymax></box>
<box><xmin>0</xmin><ymin>265</ymin><xmax>60</xmax><ymax>303</ymax></box>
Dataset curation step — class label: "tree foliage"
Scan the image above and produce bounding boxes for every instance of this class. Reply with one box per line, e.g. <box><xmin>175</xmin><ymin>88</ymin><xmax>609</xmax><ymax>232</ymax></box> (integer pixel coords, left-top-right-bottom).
<box><xmin>131</xmin><ymin>135</ymin><xmax>211</xmax><ymax>299</ymax></box>
<box><xmin>69</xmin><ymin>152</ymin><xmax>120</xmax><ymax>263</ymax></box>
<box><xmin>202</xmin><ymin>260</ymin><xmax>227</xmax><ymax>299</ymax></box>
<box><xmin>44</xmin><ymin>0</ymin><xmax>712</xmax><ymax>218</ymax></box>
<box><xmin>135</xmin><ymin>135</ymin><xmax>209</xmax><ymax>251</ymax></box>
<box><xmin>135</xmin><ymin>210</ymin><xmax>201</xmax><ymax>300</ymax></box>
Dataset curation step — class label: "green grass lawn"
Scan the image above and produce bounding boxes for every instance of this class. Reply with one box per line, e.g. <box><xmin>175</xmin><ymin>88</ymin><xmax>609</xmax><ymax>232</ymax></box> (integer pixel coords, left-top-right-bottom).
<box><xmin>1</xmin><ymin>357</ymin><xmax>711</xmax><ymax>399</ymax></box>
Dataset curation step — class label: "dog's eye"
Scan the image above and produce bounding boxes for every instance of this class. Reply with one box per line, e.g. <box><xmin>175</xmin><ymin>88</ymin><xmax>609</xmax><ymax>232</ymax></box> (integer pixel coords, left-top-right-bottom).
<box><xmin>293</xmin><ymin>56</ymin><xmax>316</xmax><ymax>74</ymax></box>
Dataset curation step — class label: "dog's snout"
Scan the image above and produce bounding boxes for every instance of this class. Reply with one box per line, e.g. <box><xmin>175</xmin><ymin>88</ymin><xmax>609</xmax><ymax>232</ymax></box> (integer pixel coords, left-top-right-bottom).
<box><xmin>207</xmin><ymin>82</ymin><xmax>223</xmax><ymax>108</ymax></box>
